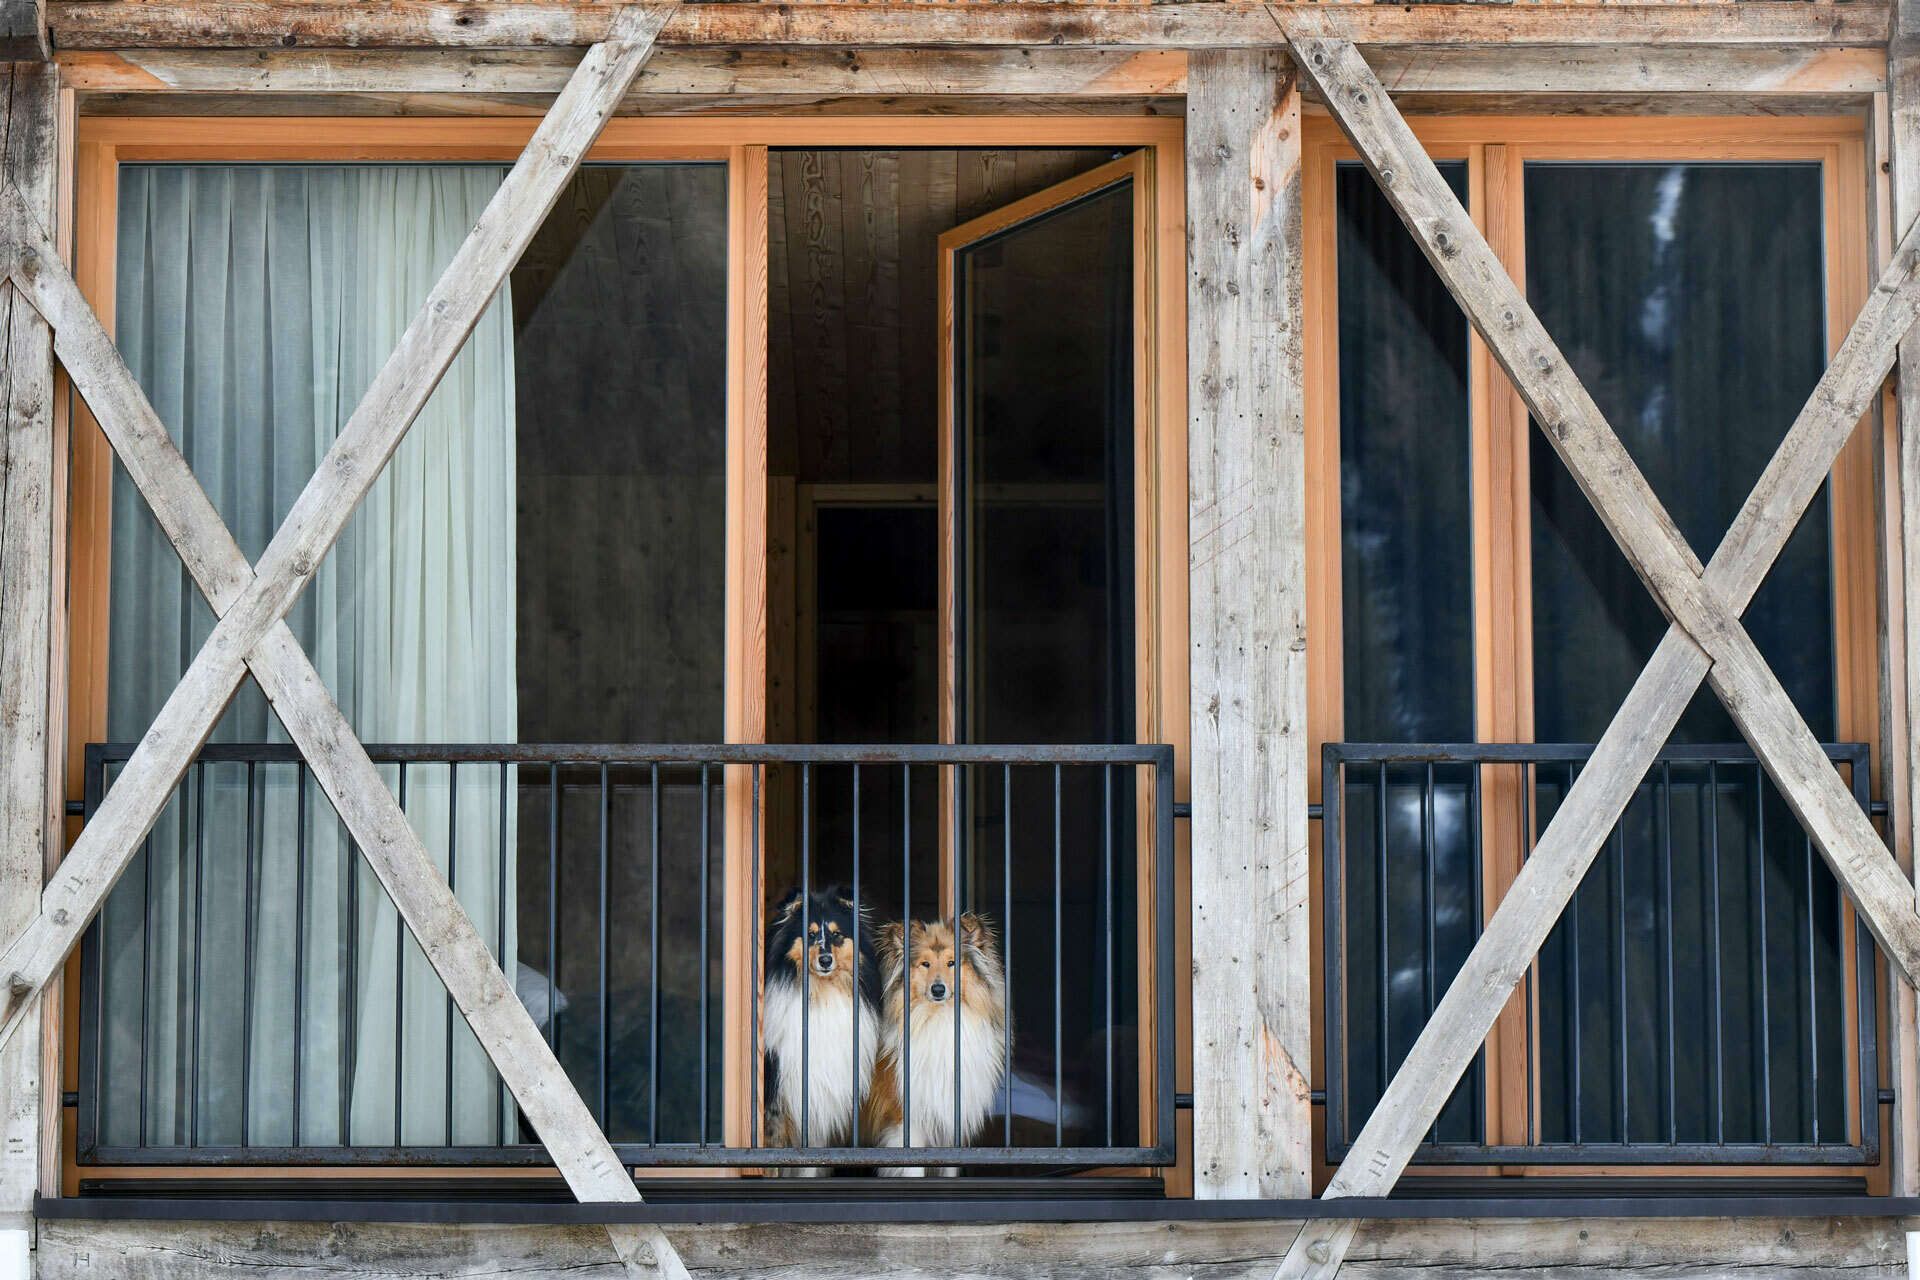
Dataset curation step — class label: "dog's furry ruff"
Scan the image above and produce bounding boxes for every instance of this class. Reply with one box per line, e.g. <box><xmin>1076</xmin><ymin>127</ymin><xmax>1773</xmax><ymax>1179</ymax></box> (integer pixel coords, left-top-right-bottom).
<box><xmin>760</xmin><ymin>886</ymin><xmax>882</xmax><ymax>1152</ymax></box>
<box><xmin>862</xmin><ymin>914</ymin><xmax>1008</xmax><ymax>1174</ymax></box>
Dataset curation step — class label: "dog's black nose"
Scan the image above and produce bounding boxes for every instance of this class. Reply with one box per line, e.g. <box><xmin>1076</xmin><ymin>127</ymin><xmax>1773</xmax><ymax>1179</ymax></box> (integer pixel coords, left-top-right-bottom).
<box><xmin>929</xmin><ymin>981</ymin><xmax>947</xmax><ymax>1001</ymax></box>
<box><xmin>815</xmin><ymin>948</ymin><xmax>835</xmax><ymax>972</ymax></box>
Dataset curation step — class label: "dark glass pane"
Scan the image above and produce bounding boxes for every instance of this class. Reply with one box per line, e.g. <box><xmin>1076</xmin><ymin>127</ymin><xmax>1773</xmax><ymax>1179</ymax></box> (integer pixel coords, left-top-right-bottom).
<box><xmin>1525</xmin><ymin>162</ymin><xmax>1843</xmax><ymax>1148</ymax></box>
<box><xmin>956</xmin><ymin>178</ymin><xmax>1137</xmax><ymax>1147</ymax></box>
<box><xmin>510</xmin><ymin>163</ymin><xmax>729</xmax><ymax>1145</ymax></box>
<box><xmin>1333</xmin><ymin>161</ymin><xmax>1481</xmax><ymax>1147</ymax></box>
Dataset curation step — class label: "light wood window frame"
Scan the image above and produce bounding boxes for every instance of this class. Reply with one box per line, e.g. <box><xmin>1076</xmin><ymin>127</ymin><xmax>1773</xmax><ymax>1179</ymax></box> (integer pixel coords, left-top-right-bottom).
<box><xmin>1304</xmin><ymin>115</ymin><xmax>1883</xmax><ymax>1187</ymax></box>
<box><xmin>60</xmin><ymin>115</ymin><xmax>1190</xmax><ymax>1192</ymax></box>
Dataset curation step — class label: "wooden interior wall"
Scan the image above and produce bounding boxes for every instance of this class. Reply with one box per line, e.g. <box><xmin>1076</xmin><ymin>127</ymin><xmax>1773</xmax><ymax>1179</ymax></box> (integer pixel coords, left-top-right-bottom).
<box><xmin>766</xmin><ymin>148</ymin><xmax>1115</xmax><ymax>488</ymax></box>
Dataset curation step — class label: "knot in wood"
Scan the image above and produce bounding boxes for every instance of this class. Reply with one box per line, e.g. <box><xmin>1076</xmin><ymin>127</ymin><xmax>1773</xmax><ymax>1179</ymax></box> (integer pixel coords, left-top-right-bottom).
<box><xmin>1308</xmin><ymin>1241</ymin><xmax>1332</xmax><ymax>1263</ymax></box>
<box><xmin>7</xmin><ymin>973</ymin><xmax>30</xmax><ymax>997</ymax></box>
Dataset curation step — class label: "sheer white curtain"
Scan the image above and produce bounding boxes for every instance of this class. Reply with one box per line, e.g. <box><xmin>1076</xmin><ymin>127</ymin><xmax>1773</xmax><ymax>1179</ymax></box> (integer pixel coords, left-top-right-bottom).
<box><xmin>102</xmin><ymin>164</ymin><xmax>517</xmax><ymax>1149</ymax></box>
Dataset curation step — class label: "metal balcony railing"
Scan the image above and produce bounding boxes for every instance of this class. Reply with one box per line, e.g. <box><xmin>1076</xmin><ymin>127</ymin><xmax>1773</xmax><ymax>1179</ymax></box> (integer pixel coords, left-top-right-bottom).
<box><xmin>77</xmin><ymin>742</ymin><xmax>1174</xmax><ymax>1171</ymax></box>
<box><xmin>1322</xmin><ymin>742</ymin><xmax>1880</xmax><ymax>1167</ymax></box>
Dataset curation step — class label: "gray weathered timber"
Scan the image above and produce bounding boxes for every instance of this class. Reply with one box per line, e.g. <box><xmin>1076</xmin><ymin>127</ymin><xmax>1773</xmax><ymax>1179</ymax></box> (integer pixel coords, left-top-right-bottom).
<box><xmin>1185</xmin><ymin>49</ymin><xmax>1311</xmax><ymax>1201</ymax></box>
<box><xmin>1888</xmin><ymin>0</ymin><xmax>1920</xmax><ymax>1199</ymax></box>
<box><xmin>48</xmin><ymin>44</ymin><xmax>1885</xmax><ymax>102</ymax></box>
<box><xmin>1275</xmin><ymin>31</ymin><xmax>1920</xmax><ymax>1280</ymax></box>
<box><xmin>0</xmin><ymin>57</ymin><xmax>54</xmax><ymax>1232</ymax></box>
<box><xmin>29</xmin><ymin>1215</ymin><xmax>1919</xmax><ymax>1280</ymax></box>
<box><xmin>42</xmin><ymin>2</ymin><xmax>1894</xmax><ymax>52</ymax></box>
<box><xmin>0</xmin><ymin>2</ymin><xmax>45</xmax><ymax>62</ymax></box>
<box><xmin>0</xmin><ymin>3</ymin><xmax>672</xmax><ymax>1056</ymax></box>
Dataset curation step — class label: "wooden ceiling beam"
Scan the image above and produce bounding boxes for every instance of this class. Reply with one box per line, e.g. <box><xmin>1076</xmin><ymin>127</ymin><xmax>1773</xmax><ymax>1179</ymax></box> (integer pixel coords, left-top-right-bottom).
<box><xmin>44</xmin><ymin>3</ymin><xmax>1893</xmax><ymax>54</ymax></box>
<box><xmin>51</xmin><ymin>44</ymin><xmax>1885</xmax><ymax>102</ymax></box>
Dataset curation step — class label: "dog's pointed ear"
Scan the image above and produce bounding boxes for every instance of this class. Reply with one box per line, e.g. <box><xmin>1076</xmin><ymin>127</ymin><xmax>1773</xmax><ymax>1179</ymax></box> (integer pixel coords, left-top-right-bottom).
<box><xmin>772</xmin><ymin>886</ymin><xmax>803</xmax><ymax>923</ymax></box>
<box><xmin>959</xmin><ymin>912</ymin><xmax>995</xmax><ymax>951</ymax></box>
<box><xmin>876</xmin><ymin>920</ymin><xmax>906</xmax><ymax>967</ymax></box>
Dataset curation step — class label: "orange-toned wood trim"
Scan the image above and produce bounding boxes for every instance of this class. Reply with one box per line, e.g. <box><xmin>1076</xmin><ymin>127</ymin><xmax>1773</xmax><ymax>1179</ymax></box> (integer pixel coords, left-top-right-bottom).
<box><xmin>1474</xmin><ymin>140</ymin><xmax>1535</xmax><ymax>1157</ymax></box>
<box><xmin>66</xmin><ymin>113</ymin><xmax>1191</xmax><ymax>1189</ymax></box>
<box><xmin>1303</xmin><ymin>112</ymin><xmax>1884</xmax><ymax>1184</ymax></box>
<box><xmin>1148</xmin><ymin>130</ymin><xmax>1191</xmax><ymax>1195</ymax></box>
<box><xmin>1301</xmin><ymin>128</ymin><xmax>1342</xmax><ymax>1195</ymax></box>
<box><xmin>724</xmin><ymin>141</ymin><xmax>772</xmax><ymax>1157</ymax></box>
<box><xmin>78</xmin><ymin>115</ymin><xmax>1187</xmax><ymax>159</ymax></box>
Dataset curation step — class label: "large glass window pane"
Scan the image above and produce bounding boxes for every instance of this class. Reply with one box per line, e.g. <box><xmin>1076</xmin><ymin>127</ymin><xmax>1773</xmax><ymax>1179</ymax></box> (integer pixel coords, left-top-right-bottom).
<box><xmin>1526</xmin><ymin>162</ymin><xmax>1843</xmax><ymax>1146</ymax></box>
<box><xmin>955</xmin><ymin>178</ymin><xmax>1138</xmax><ymax>1146</ymax></box>
<box><xmin>1332</xmin><ymin>161</ymin><xmax>1480</xmax><ymax>1145</ymax></box>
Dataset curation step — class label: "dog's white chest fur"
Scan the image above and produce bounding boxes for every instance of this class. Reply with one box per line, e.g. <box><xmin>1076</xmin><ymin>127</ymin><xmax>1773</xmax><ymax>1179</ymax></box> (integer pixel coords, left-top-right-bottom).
<box><xmin>887</xmin><ymin>1002</ymin><xmax>1007</xmax><ymax>1148</ymax></box>
<box><xmin>761</xmin><ymin>979</ymin><xmax>877</xmax><ymax>1146</ymax></box>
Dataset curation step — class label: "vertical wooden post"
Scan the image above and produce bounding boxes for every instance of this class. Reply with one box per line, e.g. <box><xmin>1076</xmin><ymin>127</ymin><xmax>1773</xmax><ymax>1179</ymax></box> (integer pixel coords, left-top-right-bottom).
<box><xmin>1887</xmin><ymin>0</ymin><xmax>1920</xmax><ymax>1198</ymax></box>
<box><xmin>1185</xmin><ymin>49</ymin><xmax>1312</xmax><ymax>1199</ymax></box>
<box><xmin>0</xmin><ymin>53</ymin><xmax>59</xmax><ymax>1261</ymax></box>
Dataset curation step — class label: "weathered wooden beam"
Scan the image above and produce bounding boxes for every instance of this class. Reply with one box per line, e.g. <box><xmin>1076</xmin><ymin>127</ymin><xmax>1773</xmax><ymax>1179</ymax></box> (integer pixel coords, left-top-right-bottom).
<box><xmin>1185</xmin><ymin>47</ymin><xmax>1311</xmax><ymax>1201</ymax></box>
<box><xmin>1</xmin><ymin>2</ymin><xmax>46</xmax><ymax>62</ymax></box>
<box><xmin>48</xmin><ymin>44</ymin><xmax>1886</xmax><ymax>103</ymax></box>
<box><xmin>0</xmin><ymin>57</ymin><xmax>56</xmax><ymax>1252</ymax></box>
<box><xmin>1273</xmin><ymin>32</ymin><xmax>1920</xmax><ymax>1280</ymax></box>
<box><xmin>26</xmin><ymin>1212</ymin><xmax>1920</xmax><ymax>1280</ymax></box>
<box><xmin>44</xmin><ymin>2</ymin><xmax>1892</xmax><ymax>53</ymax></box>
<box><xmin>0</xmin><ymin>5</ymin><xmax>674</xmax><ymax>1059</ymax></box>
<box><xmin>1886</xmin><ymin>0</ymin><xmax>1920</xmax><ymax>1199</ymax></box>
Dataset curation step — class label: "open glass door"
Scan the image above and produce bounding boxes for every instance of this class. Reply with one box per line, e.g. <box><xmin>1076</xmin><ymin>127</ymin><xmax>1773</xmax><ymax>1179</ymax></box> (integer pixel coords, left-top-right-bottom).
<box><xmin>936</xmin><ymin>152</ymin><xmax>1156</xmax><ymax>1147</ymax></box>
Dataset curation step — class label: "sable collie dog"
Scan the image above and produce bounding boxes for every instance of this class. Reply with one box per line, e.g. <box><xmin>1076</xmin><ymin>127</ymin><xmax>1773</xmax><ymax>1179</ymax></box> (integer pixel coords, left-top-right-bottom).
<box><xmin>761</xmin><ymin>886</ymin><xmax>881</xmax><ymax>1153</ymax></box>
<box><xmin>863</xmin><ymin>914</ymin><xmax>1009</xmax><ymax>1173</ymax></box>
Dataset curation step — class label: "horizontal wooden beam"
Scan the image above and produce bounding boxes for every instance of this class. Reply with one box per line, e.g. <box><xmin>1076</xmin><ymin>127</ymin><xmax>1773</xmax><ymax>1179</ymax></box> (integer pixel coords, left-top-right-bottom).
<box><xmin>51</xmin><ymin>44</ymin><xmax>1886</xmax><ymax>103</ymax></box>
<box><xmin>45</xmin><ymin>3</ymin><xmax>1892</xmax><ymax>53</ymax></box>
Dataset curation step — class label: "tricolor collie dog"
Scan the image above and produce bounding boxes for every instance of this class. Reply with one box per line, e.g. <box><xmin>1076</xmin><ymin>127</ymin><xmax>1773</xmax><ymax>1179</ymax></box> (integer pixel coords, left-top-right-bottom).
<box><xmin>761</xmin><ymin>886</ymin><xmax>881</xmax><ymax>1157</ymax></box>
<box><xmin>863</xmin><ymin>915</ymin><xmax>1008</xmax><ymax>1175</ymax></box>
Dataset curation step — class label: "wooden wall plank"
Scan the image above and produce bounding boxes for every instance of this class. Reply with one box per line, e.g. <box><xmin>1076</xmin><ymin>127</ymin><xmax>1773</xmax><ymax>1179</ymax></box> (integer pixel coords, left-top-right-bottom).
<box><xmin>1185</xmin><ymin>48</ymin><xmax>1311</xmax><ymax>1200</ymax></box>
<box><xmin>0</xmin><ymin>57</ymin><xmax>58</xmax><ymax>1239</ymax></box>
<box><xmin>1886</xmin><ymin>0</ymin><xmax>1920</xmax><ymax>1199</ymax></box>
<box><xmin>41</xmin><ymin>3</ymin><xmax>1895</xmax><ymax>53</ymax></box>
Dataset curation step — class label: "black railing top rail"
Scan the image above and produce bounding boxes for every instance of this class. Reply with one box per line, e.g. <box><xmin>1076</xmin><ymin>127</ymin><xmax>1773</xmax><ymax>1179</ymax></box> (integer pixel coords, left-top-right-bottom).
<box><xmin>86</xmin><ymin>742</ymin><xmax>1174</xmax><ymax>767</ymax></box>
<box><xmin>1323</xmin><ymin>742</ymin><xmax>1871</xmax><ymax>769</ymax></box>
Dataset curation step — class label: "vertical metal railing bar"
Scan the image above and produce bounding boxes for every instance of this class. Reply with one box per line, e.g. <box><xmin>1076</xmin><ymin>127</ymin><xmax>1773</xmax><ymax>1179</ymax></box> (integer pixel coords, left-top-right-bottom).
<box><xmin>953</xmin><ymin>762</ymin><xmax>965</xmax><ymax>1154</ymax></box>
<box><xmin>1003</xmin><ymin>762</ymin><xmax>1014</xmax><ymax>1148</ymax></box>
<box><xmin>1104</xmin><ymin>761</ymin><xmax>1115</xmax><ymax>1149</ymax></box>
<box><xmin>1707</xmin><ymin>759</ymin><xmax>1724</xmax><ymax>1145</ymax></box>
<box><xmin>800</xmin><ymin>761</ymin><xmax>812</xmax><ymax>1149</ymax></box>
<box><xmin>446</xmin><ymin>761</ymin><xmax>459</xmax><ymax>1146</ymax></box>
<box><xmin>241</xmin><ymin>760</ymin><xmax>259</xmax><ymax>1147</ymax></box>
<box><xmin>1803</xmin><ymin>829</ymin><xmax>1817</xmax><ymax>1144</ymax></box>
<box><xmin>1754</xmin><ymin>763</ymin><xmax>1772</xmax><ymax>1145</ymax></box>
<box><xmin>1468</xmin><ymin>763</ymin><xmax>1483</xmax><ymax>1143</ymax></box>
<box><xmin>1611</xmin><ymin>812</ymin><xmax>1627</xmax><ymax>1143</ymax></box>
<box><xmin>138</xmin><ymin>829</ymin><xmax>154</xmax><ymax>1149</ymax></box>
<box><xmin>1053</xmin><ymin>762</ymin><xmax>1064</xmax><ymax>1148</ymax></box>
<box><xmin>650</xmin><ymin>761</ymin><xmax>662</xmax><ymax>1148</ymax></box>
<box><xmin>750</xmin><ymin>762</ymin><xmax>763</xmax><ymax>1150</ymax></box>
<box><xmin>901</xmin><ymin>762</ymin><xmax>912</xmax><ymax>1148</ymax></box>
<box><xmin>343</xmin><ymin>830</ymin><xmax>358</xmax><ymax>1146</ymax></box>
<box><xmin>1523</xmin><ymin>761</ymin><xmax>1534</xmax><ymax>1149</ymax></box>
<box><xmin>1567</xmin><ymin>762</ymin><xmax>1582</xmax><ymax>1148</ymax></box>
<box><xmin>1660</xmin><ymin>761</ymin><xmax>1675</xmax><ymax>1146</ymax></box>
<box><xmin>850</xmin><ymin>764</ymin><xmax>861</xmax><ymax>1149</ymax></box>
<box><xmin>189</xmin><ymin>763</ymin><xmax>206</xmax><ymax>1147</ymax></box>
<box><xmin>1422</xmin><ymin>760</ymin><xmax>1436</xmax><ymax>1145</ymax></box>
<box><xmin>1376</xmin><ymin>761</ymin><xmax>1389</xmax><ymax>1110</ymax></box>
<box><xmin>598</xmin><ymin>762</ymin><xmax>611</xmax><ymax>1131</ymax></box>
<box><xmin>293</xmin><ymin>762</ymin><xmax>308</xmax><ymax>1144</ymax></box>
<box><xmin>496</xmin><ymin>759</ymin><xmax>509</xmax><ymax>1145</ymax></box>
<box><xmin>699</xmin><ymin>762</ymin><xmax>712</xmax><ymax>1149</ymax></box>
<box><xmin>394</xmin><ymin>763</ymin><xmax>408</xmax><ymax>1147</ymax></box>
<box><xmin>546</xmin><ymin>763</ymin><xmax>559</xmax><ymax>1054</ymax></box>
